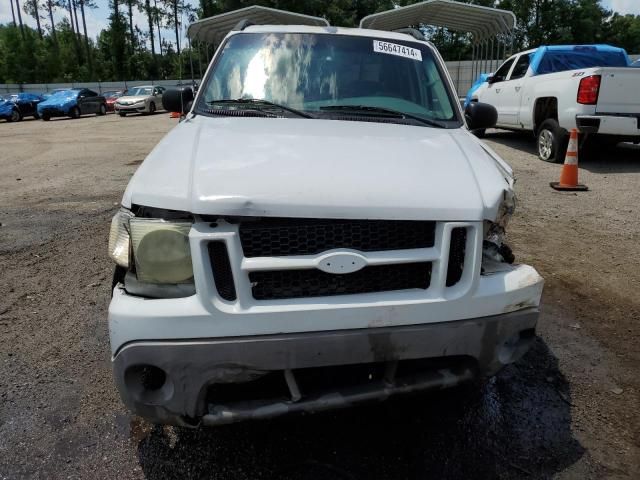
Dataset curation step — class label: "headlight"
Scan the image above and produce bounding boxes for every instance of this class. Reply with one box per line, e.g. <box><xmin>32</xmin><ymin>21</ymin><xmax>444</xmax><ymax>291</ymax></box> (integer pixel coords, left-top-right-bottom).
<box><xmin>129</xmin><ymin>218</ymin><xmax>193</xmax><ymax>284</ymax></box>
<box><xmin>108</xmin><ymin>209</ymin><xmax>133</xmax><ymax>267</ymax></box>
<box><xmin>135</xmin><ymin>99</ymin><xmax>145</xmax><ymax>104</ymax></box>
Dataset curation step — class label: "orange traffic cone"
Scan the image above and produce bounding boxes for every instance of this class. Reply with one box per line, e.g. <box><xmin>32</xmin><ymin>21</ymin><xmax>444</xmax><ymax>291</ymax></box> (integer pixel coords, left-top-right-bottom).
<box><xmin>550</xmin><ymin>129</ymin><xmax>588</xmax><ymax>191</ymax></box>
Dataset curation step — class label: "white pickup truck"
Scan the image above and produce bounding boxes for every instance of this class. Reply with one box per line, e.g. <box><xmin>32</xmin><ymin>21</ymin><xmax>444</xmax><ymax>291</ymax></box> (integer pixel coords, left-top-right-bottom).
<box><xmin>467</xmin><ymin>45</ymin><xmax>640</xmax><ymax>162</ymax></box>
<box><xmin>107</xmin><ymin>7</ymin><xmax>543</xmax><ymax>427</ymax></box>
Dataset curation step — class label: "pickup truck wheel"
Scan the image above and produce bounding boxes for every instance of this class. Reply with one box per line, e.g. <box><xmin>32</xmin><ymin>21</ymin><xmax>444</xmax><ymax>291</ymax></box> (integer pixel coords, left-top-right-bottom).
<box><xmin>537</xmin><ymin>119</ymin><xmax>567</xmax><ymax>163</ymax></box>
<box><xmin>472</xmin><ymin>128</ymin><xmax>486</xmax><ymax>138</ymax></box>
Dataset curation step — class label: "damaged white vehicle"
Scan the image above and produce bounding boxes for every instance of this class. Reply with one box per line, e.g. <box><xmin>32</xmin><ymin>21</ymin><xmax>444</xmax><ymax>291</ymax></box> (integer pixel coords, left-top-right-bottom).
<box><xmin>108</xmin><ymin>7</ymin><xmax>543</xmax><ymax>427</ymax></box>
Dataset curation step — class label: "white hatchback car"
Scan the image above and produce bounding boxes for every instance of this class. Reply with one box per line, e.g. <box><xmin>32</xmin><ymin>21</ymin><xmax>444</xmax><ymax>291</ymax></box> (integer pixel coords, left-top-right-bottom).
<box><xmin>115</xmin><ymin>85</ymin><xmax>165</xmax><ymax>116</ymax></box>
<box><xmin>108</xmin><ymin>12</ymin><xmax>543</xmax><ymax>427</ymax></box>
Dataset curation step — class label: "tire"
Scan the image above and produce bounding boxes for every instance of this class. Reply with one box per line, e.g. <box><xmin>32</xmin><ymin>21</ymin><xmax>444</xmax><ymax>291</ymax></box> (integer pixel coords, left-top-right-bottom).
<box><xmin>97</xmin><ymin>103</ymin><xmax>107</xmax><ymax>116</ymax></box>
<box><xmin>42</xmin><ymin>114</ymin><xmax>51</xmax><ymax>121</ymax></box>
<box><xmin>33</xmin><ymin>112</ymin><xmax>40</xmax><ymax>120</ymax></box>
<box><xmin>69</xmin><ymin>106</ymin><xmax>80</xmax><ymax>119</ymax></box>
<box><xmin>537</xmin><ymin>119</ymin><xmax>568</xmax><ymax>163</ymax></box>
<box><xmin>148</xmin><ymin>101</ymin><xmax>156</xmax><ymax>114</ymax></box>
<box><xmin>119</xmin><ymin>111</ymin><xmax>127</xmax><ymax>117</ymax></box>
<box><xmin>8</xmin><ymin>109</ymin><xmax>22</xmax><ymax>122</ymax></box>
<box><xmin>472</xmin><ymin>128</ymin><xmax>486</xmax><ymax>138</ymax></box>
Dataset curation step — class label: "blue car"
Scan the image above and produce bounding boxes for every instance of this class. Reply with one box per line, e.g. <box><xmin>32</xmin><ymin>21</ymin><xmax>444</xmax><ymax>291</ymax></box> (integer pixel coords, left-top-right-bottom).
<box><xmin>0</xmin><ymin>93</ymin><xmax>44</xmax><ymax>122</ymax></box>
<box><xmin>37</xmin><ymin>88</ymin><xmax>107</xmax><ymax>121</ymax></box>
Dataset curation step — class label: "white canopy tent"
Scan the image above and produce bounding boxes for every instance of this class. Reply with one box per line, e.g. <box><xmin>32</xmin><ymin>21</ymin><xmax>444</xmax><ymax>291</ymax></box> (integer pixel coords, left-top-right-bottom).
<box><xmin>187</xmin><ymin>6</ymin><xmax>329</xmax><ymax>46</ymax></box>
<box><xmin>361</xmin><ymin>0</ymin><xmax>516</xmax><ymax>79</ymax></box>
<box><xmin>187</xmin><ymin>1</ymin><xmax>516</xmax><ymax>80</ymax></box>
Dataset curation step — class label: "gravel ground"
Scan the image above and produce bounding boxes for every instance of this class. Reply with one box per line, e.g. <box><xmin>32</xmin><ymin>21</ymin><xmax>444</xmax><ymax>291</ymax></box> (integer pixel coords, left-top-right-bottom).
<box><xmin>0</xmin><ymin>114</ymin><xmax>638</xmax><ymax>479</ymax></box>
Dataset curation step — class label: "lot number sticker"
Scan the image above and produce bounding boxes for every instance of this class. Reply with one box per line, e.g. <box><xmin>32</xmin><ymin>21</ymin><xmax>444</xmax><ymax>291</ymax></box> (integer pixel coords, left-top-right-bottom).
<box><xmin>373</xmin><ymin>40</ymin><xmax>422</xmax><ymax>61</ymax></box>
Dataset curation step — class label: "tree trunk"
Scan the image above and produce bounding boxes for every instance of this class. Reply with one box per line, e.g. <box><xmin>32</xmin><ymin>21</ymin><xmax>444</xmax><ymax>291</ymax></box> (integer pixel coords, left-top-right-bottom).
<box><xmin>127</xmin><ymin>0</ymin><xmax>135</xmax><ymax>52</ymax></box>
<box><xmin>15</xmin><ymin>0</ymin><xmax>25</xmax><ymax>38</ymax></box>
<box><xmin>71</xmin><ymin>0</ymin><xmax>82</xmax><ymax>43</ymax></box>
<box><xmin>10</xmin><ymin>0</ymin><xmax>17</xmax><ymax>28</ymax></box>
<box><xmin>173</xmin><ymin>0</ymin><xmax>180</xmax><ymax>55</ymax></box>
<box><xmin>145</xmin><ymin>0</ymin><xmax>158</xmax><ymax>71</ymax></box>
<box><xmin>33</xmin><ymin>0</ymin><xmax>43</xmax><ymax>38</ymax></box>
<box><xmin>80</xmin><ymin>0</ymin><xmax>92</xmax><ymax>75</ymax></box>
<box><xmin>47</xmin><ymin>0</ymin><xmax>57</xmax><ymax>44</ymax></box>
<box><xmin>67</xmin><ymin>0</ymin><xmax>81</xmax><ymax>62</ymax></box>
<box><xmin>154</xmin><ymin>0</ymin><xmax>163</xmax><ymax>56</ymax></box>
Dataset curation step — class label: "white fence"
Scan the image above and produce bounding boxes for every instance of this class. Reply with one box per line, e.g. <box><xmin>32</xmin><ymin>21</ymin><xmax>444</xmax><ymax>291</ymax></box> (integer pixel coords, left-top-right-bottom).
<box><xmin>1</xmin><ymin>54</ymin><xmax>638</xmax><ymax>98</ymax></box>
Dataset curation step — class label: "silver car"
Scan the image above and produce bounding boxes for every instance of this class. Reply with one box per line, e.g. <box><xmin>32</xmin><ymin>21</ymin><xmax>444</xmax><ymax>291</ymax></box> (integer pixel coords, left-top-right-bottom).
<box><xmin>115</xmin><ymin>86</ymin><xmax>165</xmax><ymax>116</ymax></box>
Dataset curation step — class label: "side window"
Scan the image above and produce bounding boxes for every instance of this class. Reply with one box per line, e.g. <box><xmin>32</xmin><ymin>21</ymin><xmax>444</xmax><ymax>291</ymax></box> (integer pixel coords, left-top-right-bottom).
<box><xmin>509</xmin><ymin>54</ymin><xmax>531</xmax><ymax>80</ymax></box>
<box><xmin>85</xmin><ymin>90</ymin><xmax>98</xmax><ymax>97</ymax></box>
<box><xmin>492</xmin><ymin>57</ymin><xmax>516</xmax><ymax>83</ymax></box>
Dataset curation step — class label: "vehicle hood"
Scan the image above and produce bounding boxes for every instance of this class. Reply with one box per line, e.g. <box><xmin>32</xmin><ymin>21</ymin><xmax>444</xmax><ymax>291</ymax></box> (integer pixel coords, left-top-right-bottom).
<box><xmin>38</xmin><ymin>93</ymin><xmax>77</xmax><ymax>109</ymax></box>
<box><xmin>117</xmin><ymin>95</ymin><xmax>149</xmax><ymax>104</ymax></box>
<box><xmin>122</xmin><ymin>116</ymin><xmax>512</xmax><ymax>221</ymax></box>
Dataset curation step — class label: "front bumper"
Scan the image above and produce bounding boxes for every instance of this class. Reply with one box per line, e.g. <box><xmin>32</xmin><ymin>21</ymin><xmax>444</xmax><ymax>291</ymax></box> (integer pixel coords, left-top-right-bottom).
<box><xmin>38</xmin><ymin>107</ymin><xmax>69</xmax><ymax>117</ymax></box>
<box><xmin>115</xmin><ymin>103</ymin><xmax>147</xmax><ymax>113</ymax></box>
<box><xmin>576</xmin><ymin>114</ymin><xmax>640</xmax><ymax>136</ymax></box>
<box><xmin>113</xmin><ymin>307</ymin><xmax>539</xmax><ymax>426</ymax></box>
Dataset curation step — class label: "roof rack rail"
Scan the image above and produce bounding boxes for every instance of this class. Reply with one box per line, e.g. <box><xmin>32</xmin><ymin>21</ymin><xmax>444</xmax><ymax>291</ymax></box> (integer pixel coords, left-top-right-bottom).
<box><xmin>394</xmin><ymin>28</ymin><xmax>426</xmax><ymax>41</ymax></box>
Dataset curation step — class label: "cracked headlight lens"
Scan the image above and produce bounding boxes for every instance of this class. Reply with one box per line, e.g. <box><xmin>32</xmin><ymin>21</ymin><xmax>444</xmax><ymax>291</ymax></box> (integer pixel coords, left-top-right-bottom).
<box><xmin>129</xmin><ymin>219</ymin><xmax>193</xmax><ymax>284</ymax></box>
<box><xmin>108</xmin><ymin>209</ymin><xmax>133</xmax><ymax>267</ymax></box>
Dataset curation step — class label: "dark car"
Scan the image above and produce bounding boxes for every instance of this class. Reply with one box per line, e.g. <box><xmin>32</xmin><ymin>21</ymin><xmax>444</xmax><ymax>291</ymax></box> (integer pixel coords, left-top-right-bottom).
<box><xmin>103</xmin><ymin>90</ymin><xmax>125</xmax><ymax>112</ymax></box>
<box><xmin>0</xmin><ymin>93</ymin><xmax>44</xmax><ymax>122</ymax></box>
<box><xmin>37</xmin><ymin>88</ymin><xmax>107</xmax><ymax>120</ymax></box>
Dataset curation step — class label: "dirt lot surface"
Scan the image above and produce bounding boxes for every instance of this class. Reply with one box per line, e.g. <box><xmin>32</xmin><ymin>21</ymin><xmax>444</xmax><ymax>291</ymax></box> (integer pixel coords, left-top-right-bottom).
<box><xmin>0</xmin><ymin>114</ymin><xmax>638</xmax><ymax>479</ymax></box>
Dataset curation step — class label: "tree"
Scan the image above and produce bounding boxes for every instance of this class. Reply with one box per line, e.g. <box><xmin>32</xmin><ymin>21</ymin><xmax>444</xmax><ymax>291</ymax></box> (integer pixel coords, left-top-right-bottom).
<box><xmin>14</xmin><ymin>0</ymin><xmax>26</xmax><ymax>38</ymax></box>
<box><xmin>45</xmin><ymin>0</ymin><xmax>57</xmax><ymax>44</ymax></box>
<box><xmin>23</xmin><ymin>0</ymin><xmax>44</xmax><ymax>39</ymax></box>
<box><xmin>10</xmin><ymin>0</ymin><xmax>18</xmax><ymax>28</ymax></box>
<box><xmin>78</xmin><ymin>0</ymin><xmax>97</xmax><ymax>74</ymax></box>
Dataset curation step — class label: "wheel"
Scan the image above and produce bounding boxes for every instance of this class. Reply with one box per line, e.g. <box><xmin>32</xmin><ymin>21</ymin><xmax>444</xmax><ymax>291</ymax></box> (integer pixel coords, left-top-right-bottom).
<box><xmin>97</xmin><ymin>103</ymin><xmax>107</xmax><ymax>116</ymax></box>
<box><xmin>69</xmin><ymin>106</ymin><xmax>80</xmax><ymax>119</ymax></box>
<box><xmin>537</xmin><ymin>119</ymin><xmax>568</xmax><ymax>163</ymax></box>
<box><xmin>148</xmin><ymin>102</ymin><xmax>156</xmax><ymax>114</ymax></box>
<box><xmin>42</xmin><ymin>114</ymin><xmax>51</xmax><ymax>121</ymax></box>
<box><xmin>472</xmin><ymin>128</ymin><xmax>486</xmax><ymax>138</ymax></box>
<box><xmin>119</xmin><ymin>111</ymin><xmax>127</xmax><ymax>117</ymax></box>
<box><xmin>8</xmin><ymin>109</ymin><xmax>22</xmax><ymax>122</ymax></box>
<box><xmin>33</xmin><ymin>112</ymin><xmax>40</xmax><ymax>120</ymax></box>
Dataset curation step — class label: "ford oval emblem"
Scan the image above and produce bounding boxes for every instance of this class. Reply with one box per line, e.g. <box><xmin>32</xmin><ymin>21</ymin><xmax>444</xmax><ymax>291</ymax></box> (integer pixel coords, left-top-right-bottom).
<box><xmin>317</xmin><ymin>252</ymin><xmax>367</xmax><ymax>274</ymax></box>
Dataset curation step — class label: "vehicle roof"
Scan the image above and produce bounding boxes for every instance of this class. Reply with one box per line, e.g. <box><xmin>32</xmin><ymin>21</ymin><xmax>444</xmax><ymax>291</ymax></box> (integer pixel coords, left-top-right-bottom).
<box><xmin>236</xmin><ymin>25</ymin><xmax>431</xmax><ymax>45</ymax></box>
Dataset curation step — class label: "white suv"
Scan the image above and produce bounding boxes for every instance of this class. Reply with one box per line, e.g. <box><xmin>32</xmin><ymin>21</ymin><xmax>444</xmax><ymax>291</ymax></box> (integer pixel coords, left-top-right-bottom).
<box><xmin>108</xmin><ymin>22</ymin><xmax>543</xmax><ymax>426</ymax></box>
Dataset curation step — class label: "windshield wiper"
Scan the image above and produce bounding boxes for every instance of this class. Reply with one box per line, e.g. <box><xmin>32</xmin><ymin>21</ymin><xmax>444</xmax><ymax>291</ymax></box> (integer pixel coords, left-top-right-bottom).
<box><xmin>319</xmin><ymin>105</ymin><xmax>447</xmax><ymax>128</ymax></box>
<box><xmin>207</xmin><ymin>99</ymin><xmax>313</xmax><ymax>118</ymax></box>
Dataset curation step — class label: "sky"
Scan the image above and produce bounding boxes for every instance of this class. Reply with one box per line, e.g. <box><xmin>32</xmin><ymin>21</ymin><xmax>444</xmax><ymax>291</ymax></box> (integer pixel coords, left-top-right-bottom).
<box><xmin>1</xmin><ymin>0</ymin><xmax>639</xmax><ymax>48</ymax></box>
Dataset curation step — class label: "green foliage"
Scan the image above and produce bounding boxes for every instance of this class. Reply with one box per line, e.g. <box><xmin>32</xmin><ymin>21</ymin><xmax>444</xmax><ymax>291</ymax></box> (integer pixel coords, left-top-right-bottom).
<box><xmin>0</xmin><ymin>0</ymin><xmax>638</xmax><ymax>84</ymax></box>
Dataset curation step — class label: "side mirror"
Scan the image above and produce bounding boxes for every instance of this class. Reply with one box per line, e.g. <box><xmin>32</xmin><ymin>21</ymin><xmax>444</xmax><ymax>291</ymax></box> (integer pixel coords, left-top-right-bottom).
<box><xmin>162</xmin><ymin>87</ymin><xmax>194</xmax><ymax>115</ymax></box>
<box><xmin>465</xmin><ymin>102</ymin><xmax>498</xmax><ymax>131</ymax></box>
<box><xmin>486</xmin><ymin>75</ymin><xmax>495</xmax><ymax>84</ymax></box>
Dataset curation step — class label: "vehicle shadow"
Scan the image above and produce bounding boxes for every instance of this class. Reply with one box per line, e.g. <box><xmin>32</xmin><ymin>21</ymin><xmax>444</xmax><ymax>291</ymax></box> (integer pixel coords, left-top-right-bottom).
<box><xmin>578</xmin><ymin>143</ymin><xmax>640</xmax><ymax>174</ymax></box>
<box><xmin>135</xmin><ymin>338</ymin><xmax>585</xmax><ymax>480</ymax></box>
<box><xmin>485</xmin><ymin>130</ymin><xmax>640</xmax><ymax>174</ymax></box>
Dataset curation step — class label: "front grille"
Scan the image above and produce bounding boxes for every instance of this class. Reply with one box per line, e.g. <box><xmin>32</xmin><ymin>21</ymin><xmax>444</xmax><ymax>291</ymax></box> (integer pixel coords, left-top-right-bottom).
<box><xmin>446</xmin><ymin>227</ymin><xmax>467</xmax><ymax>287</ymax></box>
<box><xmin>239</xmin><ymin>218</ymin><xmax>436</xmax><ymax>257</ymax></box>
<box><xmin>208</xmin><ymin>241</ymin><xmax>237</xmax><ymax>301</ymax></box>
<box><xmin>250</xmin><ymin>262</ymin><xmax>431</xmax><ymax>300</ymax></box>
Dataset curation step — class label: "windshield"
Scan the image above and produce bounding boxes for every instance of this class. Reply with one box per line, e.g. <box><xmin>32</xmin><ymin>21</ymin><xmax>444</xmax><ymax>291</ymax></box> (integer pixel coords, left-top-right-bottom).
<box><xmin>198</xmin><ymin>33</ymin><xmax>458</xmax><ymax>125</ymax></box>
<box><xmin>50</xmin><ymin>89</ymin><xmax>76</xmax><ymax>98</ymax></box>
<box><xmin>127</xmin><ymin>87</ymin><xmax>153</xmax><ymax>96</ymax></box>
